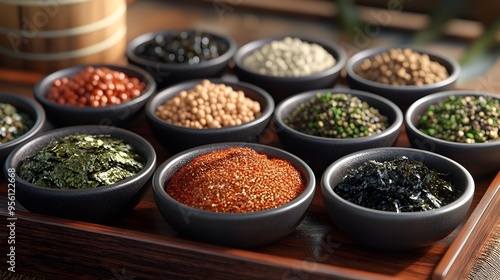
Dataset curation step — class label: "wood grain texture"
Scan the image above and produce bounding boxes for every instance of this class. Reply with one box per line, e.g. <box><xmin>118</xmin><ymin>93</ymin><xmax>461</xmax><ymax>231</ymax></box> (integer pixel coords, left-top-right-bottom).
<box><xmin>0</xmin><ymin>1</ymin><xmax>498</xmax><ymax>278</ymax></box>
<box><xmin>0</xmin><ymin>113</ymin><xmax>498</xmax><ymax>279</ymax></box>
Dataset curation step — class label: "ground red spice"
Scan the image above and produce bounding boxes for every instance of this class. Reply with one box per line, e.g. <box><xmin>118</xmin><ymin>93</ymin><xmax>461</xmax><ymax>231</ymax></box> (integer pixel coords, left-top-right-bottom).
<box><xmin>166</xmin><ymin>147</ymin><xmax>305</xmax><ymax>213</ymax></box>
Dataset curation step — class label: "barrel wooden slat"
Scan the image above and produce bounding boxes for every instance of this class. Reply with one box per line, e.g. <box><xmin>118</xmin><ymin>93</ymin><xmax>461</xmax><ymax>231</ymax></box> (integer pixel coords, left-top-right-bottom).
<box><xmin>0</xmin><ymin>0</ymin><xmax>126</xmax><ymax>73</ymax></box>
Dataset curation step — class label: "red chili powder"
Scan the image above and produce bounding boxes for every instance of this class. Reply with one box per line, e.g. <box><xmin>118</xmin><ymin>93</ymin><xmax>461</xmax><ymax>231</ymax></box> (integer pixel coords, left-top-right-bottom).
<box><xmin>166</xmin><ymin>147</ymin><xmax>305</xmax><ymax>213</ymax></box>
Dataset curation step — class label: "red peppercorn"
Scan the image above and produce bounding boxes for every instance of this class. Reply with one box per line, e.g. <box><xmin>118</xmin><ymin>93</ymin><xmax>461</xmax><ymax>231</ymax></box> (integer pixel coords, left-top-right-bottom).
<box><xmin>166</xmin><ymin>147</ymin><xmax>305</xmax><ymax>213</ymax></box>
<box><xmin>46</xmin><ymin>67</ymin><xmax>146</xmax><ymax>107</ymax></box>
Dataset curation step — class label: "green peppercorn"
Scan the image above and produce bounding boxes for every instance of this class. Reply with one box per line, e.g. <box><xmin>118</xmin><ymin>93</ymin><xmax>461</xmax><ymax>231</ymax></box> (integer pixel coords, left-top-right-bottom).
<box><xmin>284</xmin><ymin>93</ymin><xmax>389</xmax><ymax>138</ymax></box>
<box><xmin>0</xmin><ymin>102</ymin><xmax>34</xmax><ymax>144</ymax></box>
<box><xmin>418</xmin><ymin>95</ymin><xmax>500</xmax><ymax>143</ymax></box>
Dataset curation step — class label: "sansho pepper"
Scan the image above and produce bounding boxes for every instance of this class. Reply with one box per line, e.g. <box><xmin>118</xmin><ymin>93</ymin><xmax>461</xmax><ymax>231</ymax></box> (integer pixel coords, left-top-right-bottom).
<box><xmin>284</xmin><ymin>93</ymin><xmax>389</xmax><ymax>138</ymax></box>
<box><xmin>418</xmin><ymin>95</ymin><xmax>500</xmax><ymax>143</ymax></box>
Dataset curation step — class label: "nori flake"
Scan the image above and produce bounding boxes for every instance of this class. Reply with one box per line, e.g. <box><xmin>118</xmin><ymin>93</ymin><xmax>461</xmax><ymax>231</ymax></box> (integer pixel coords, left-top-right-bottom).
<box><xmin>19</xmin><ymin>134</ymin><xmax>144</xmax><ymax>189</ymax></box>
<box><xmin>333</xmin><ymin>156</ymin><xmax>461</xmax><ymax>212</ymax></box>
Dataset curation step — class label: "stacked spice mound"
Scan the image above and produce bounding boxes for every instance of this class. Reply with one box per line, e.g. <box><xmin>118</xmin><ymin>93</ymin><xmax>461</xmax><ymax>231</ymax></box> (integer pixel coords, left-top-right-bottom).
<box><xmin>134</xmin><ymin>30</ymin><xmax>230</xmax><ymax>65</ymax></box>
<box><xmin>418</xmin><ymin>95</ymin><xmax>500</xmax><ymax>143</ymax></box>
<box><xmin>242</xmin><ymin>37</ymin><xmax>336</xmax><ymax>77</ymax></box>
<box><xmin>19</xmin><ymin>134</ymin><xmax>144</xmax><ymax>189</ymax></box>
<box><xmin>0</xmin><ymin>103</ymin><xmax>34</xmax><ymax>144</ymax></box>
<box><xmin>284</xmin><ymin>92</ymin><xmax>389</xmax><ymax>138</ymax></box>
<box><xmin>166</xmin><ymin>147</ymin><xmax>305</xmax><ymax>213</ymax></box>
<box><xmin>356</xmin><ymin>48</ymin><xmax>449</xmax><ymax>86</ymax></box>
<box><xmin>45</xmin><ymin>66</ymin><xmax>146</xmax><ymax>107</ymax></box>
<box><xmin>334</xmin><ymin>156</ymin><xmax>461</xmax><ymax>213</ymax></box>
<box><xmin>155</xmin><ymin>79</ymin><xmax>261</xmax><ymax>129</ymax></box>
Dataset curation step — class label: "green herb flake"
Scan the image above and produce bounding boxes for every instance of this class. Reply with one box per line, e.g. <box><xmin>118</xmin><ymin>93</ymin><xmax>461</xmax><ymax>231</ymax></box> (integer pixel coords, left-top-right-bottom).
<box><xmin>334</xmin><ymin>156</ymin><xmax>461</xmax><ymax>212</ymax></box>
<box><xmin>0</xmin><ymin>102</ymin><xmax>34</xmax><ymax>144</ymax></box>
<box><xmin>19</xmin><ymin>133</ymin><xmax>144</xmax><ymax>189</ymax></box>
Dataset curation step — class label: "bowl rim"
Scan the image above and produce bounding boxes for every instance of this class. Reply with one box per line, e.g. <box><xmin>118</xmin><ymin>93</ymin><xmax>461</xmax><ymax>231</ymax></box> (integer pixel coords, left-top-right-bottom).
<box><xmin>152</xmin><ymin>142</ymin><xmax>316</xmax><ymax>219</ymax></box>
<box><xmin>4</xmin><ymin>125</ymin><xmax>157</xmax><ymax>194</ymax></box>
<box><xmin>273</xmin><ymin>87</ymin><xmax>404</xmax><ymax>143</ymax></box>
<box><xmin>346</xmin><ymin>45</ymin><xmax>461</xmax><ymax>90</ymax></box>
<box><xmin>405</xmin><ymin>90</ymin><xmax>500</xmax><ymax>147</ymax></box>
<box><xmin>321</xmin><ymin>147</ymin><xmax>475</xmax><ymax>218</ymax></box>
<box><xmin>0</xmin><ymin>92</ymin><xmax>46</xmax><ymax>150</ymax></box>
<box><xmin>33</xmin><ymin>64</ymin><xmax>157</xmax><ymax>113</ymax></box>
<box><xmin>145</xmin><ymin>78</ymin><xmax>275</xmax><ymax>133</ymax></box>
<box><xmin>126</xmin><ymin>28</ymin><xmax>237</xmax><ymax>70</ymax></box>
<box><xmin>233</xmin><ymin>35</ymin><xmax>347</xmax><ymax>80</ymax></box>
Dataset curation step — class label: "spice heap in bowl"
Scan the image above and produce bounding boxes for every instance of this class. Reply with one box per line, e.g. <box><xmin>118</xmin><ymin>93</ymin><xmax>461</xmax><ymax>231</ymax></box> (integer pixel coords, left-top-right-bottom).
<box><xmin>146</xmin><ymin>79</ymin><xmax>274</xmax><ymax>152</ymax></box>
<box><xmin>273</xmin><ymin>88</ymin><xmax>403</xmax><ymax>172</ymax></box>
<box><xmin>234</xmin><ymin>36</ymin><xmax>346</xmax><ymax>102</ymax></box>
<box><xmin>346</xmin><ymin>46</ymin><xmax>460</xmax><ymax>110</ymax></box>
<box><xmin>127</xmin><ymin>29</ymin><xmax>237</xmax><ymax>88</ymax></box>
<box><xmin>152</xmin><ymin>142</ymin><xmax>315</xmax><ymax>248</ymax></box>
<box><xmin>35</xmin><ymin>64</ymin><xmax>156</xmax><ymax>127</ymax></box>
<box><xmin>321</xmin><ymin>147</ymin><xmax>474</xmax><ymax>251</ymax></box>
<box><xmin>406</xmin><ymin>90</ymin><xmax>500</xmax><ymax>176</ymax></box>
<box><xmin>0</xmin><ymin>93</ymin><xmax>46</xmax><ymax>165</ymax></box>
<box><xmin>4</xmin><ymin>125</ymin><xmax>157</xmax><ymax>223</ymax></box>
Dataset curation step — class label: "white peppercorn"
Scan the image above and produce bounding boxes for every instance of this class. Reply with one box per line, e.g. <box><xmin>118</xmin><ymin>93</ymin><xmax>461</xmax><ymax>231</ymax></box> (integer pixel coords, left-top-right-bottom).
<box><xmin>243</xmin><ymin>37</ymin><xmax>336</xmax><ymax>77</ymax></box>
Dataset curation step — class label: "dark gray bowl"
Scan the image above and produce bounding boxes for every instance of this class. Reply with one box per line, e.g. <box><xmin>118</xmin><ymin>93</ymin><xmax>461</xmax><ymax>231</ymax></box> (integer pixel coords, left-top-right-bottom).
<box><xmin>34</xmin><ymin>64</ymin><xmax>156</xmax><ymax>127</ymax></box>
<box><xmin>234</xmin><ymin>36</ymin><xmax>347</xmax><ymax>103</ymax></box>
<box><xmin>0</xmin><ymin>93</ymin><xmax>46</xmax><ymax>166</ymax></box>
<box><xmin>152</xmin><ymin>142</ymin><xmax>316</xmax><ymax>248</ymax></box>
<box><xmin>3</xmin><ymin>125</ymin><xmax>156</xmax><ymax>224</ymax></box>
<box><xmin>273</xmin><ymin>88</ymin><xmax>403</xmax><ymax>173</ymax></box>
<box><xmin>406</xmin><ymin>90</ymin><xmax>500</xmax><ymax>177</ymax></box>
<box><xmin>127</xmin><ymin>29</ymin><xmax>237</xmax><ymax>89</ymax></box>
<box><xmin>346</xmin><ymin>46</ymin><xmax>460</xmax><ymax>111</ymax></box>
<box><xmin>145</xmin><ymin>79</ymin><xmax>274</xmax><ymax>153</ymax></box>
<box><xmin>321</xmin><ymin>147</ymin><xmax>474</xmax><ymax>251</ymax></box>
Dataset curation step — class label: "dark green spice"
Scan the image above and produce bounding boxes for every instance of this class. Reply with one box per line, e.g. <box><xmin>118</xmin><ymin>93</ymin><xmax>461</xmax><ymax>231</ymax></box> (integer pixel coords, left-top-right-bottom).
<box><xmin>136</xmin><ymin>30</ymin><xmax>229</xmax><ymax>65</ymax></box>
<box><xmin>284</xmin><ymin>93</ymin><xmax>389</xmax><ymax>138</ymax></box>
<box><xmin>19</xmin><ymin>134</ymin><xmax>144</xmax><ymax>189</ymax></box>
<box><xmin>418</xmin><ymin>95</ymin><xmax>500</xmax><ymax>143</ymax></box>
<box><xmin>0</xmin><ymin>102</ymin><xmax>34</xmax><ymax>144</ymax></box>
<box><xmin>334</xmin><ymin>156</ymin><xmax>461</xmax><ymax>212</ymax></box>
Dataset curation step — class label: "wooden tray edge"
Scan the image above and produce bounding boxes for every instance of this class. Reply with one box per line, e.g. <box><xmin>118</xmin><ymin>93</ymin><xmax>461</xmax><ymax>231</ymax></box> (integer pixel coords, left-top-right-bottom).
<box><xmin>433</xmin><ymin>171</ymin><xmax>500</xmax><ymax>280</ymax></box>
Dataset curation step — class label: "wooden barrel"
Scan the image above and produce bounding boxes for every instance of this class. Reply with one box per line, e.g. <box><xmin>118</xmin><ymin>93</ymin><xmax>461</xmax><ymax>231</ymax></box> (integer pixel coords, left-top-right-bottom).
<box><xmin>0</xmin><ymin>0</ymin><xmax>127</xmax><ymax>73</ymax></box>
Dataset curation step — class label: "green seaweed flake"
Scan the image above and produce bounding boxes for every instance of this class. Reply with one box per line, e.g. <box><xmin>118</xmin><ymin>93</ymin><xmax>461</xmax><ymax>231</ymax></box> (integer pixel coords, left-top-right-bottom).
<box><xmin>19</xmin><ymin>133</ymin><xmax>145</xmax><ymax>189</ymax></box>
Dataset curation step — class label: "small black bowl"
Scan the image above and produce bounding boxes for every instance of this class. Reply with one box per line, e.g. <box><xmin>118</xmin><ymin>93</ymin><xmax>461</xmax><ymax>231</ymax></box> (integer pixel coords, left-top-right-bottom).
<box><xmin>273</xmin><ymin>88</ymin><xmax>403</xmax><ymax>173</ymax></box>
<box><xmin>3</xmin><ymin>125</ymin><xmax>156</xmax><ymax>224</ymax></box>
<box><xmin>152</xmin><ymin>142</ymin><xmax>316</xmax><ymax>248</ymax></box>
<box><xmin>127</xmin><ymin>29</ymin><xmax>237</xmax><ymax>89</ymax></box>
<box><xmin>346</xmin><ymin>46</ymin><xmax>460</xmax><ymax>111</ymax></box>
<box><xmin>34</xmin><ymin>64</ymin><xmax>156</xmax><ymax>127</ymax></box>
<box><xmin>405</xmin><ymin>90</ymin><xmax>500</xmax><ymax>177</ymax></box>
<box><xmin>321</xmin><ymin>147</ymin><xmax>474</xmax><ymax>251</ymax></box>
<box><xmin>234</xmin><ymin>36</ymin><xmax>347</xmax><ymax>102</ymax></box>
<box><xmin>145</xmin><ymin>79</ymin><xmax>274</xmax><ymax>153</ymax></box>
<box><xmin>0</xmin><ymin>93</ymin><xmax>46</xmax><ymax>166</ymax></box>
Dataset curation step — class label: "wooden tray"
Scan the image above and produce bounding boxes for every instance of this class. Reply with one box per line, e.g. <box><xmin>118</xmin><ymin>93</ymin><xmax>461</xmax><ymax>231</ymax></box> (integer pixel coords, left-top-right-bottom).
<box><xmin>1</xmin><ymin>115</ymin><xmax>499</xmax><ymax>280</ymax></box>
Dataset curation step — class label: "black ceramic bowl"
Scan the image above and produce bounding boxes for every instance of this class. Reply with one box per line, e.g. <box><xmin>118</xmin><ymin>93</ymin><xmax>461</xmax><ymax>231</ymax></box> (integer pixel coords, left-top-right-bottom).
<box><xmin>34</xmin><ymin>64</ymin><xmax>156</xmax><ymax>127</ymax></box>
<box><xmin>3</xmin><ymin>125</ymin><xmax>156</xmax><ymax>223</ymax></box>
<box><xmin>0</xmin><ymin>93</ymin><xmax>46</xmax><ymax>165</ymax></box>
<box><xmin>145</xmin><ymin>79</ymin><xmax>274</xmax><ymax>153</ymax></box>
<box><xmin>321</xmin><ymin>147</ymin><xmax>474</xmax><ymax>251</ymax></box>
<box><xmin>234</xmin><ymin>36</ymin><xmax>347</xmax><ymax>102</ymax></box>
<box><xmin>405</xmin><ymin>90</ymin><xmax>500</xmax><ymax>177</ymax></box>
<box><xmin>346</xmin><ymin>46</ymin><xmax>460</xmax><ymax>110</ymax></box>
<box><xmin>152</xmin><ymin>142</ymin><xmax>315</xmax><ymax>248</ymax></box>
<box><xmin>127</xmin><ymin>29</ymin><xmax>237</xmax><ymax>89</ymax></box>
<box><xmin>273</xmin><ymin>88</ymin><xmax>403</xmax><ymax>173</ymax></box>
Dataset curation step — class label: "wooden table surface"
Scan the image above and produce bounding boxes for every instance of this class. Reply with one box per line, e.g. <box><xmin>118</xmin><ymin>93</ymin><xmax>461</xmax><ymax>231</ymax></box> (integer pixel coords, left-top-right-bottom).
<box><xmin>1</xmin><ymin>1</ymin><xmax>499</xmax><ymax>279</ymax></box>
